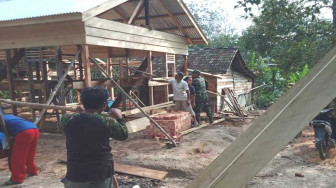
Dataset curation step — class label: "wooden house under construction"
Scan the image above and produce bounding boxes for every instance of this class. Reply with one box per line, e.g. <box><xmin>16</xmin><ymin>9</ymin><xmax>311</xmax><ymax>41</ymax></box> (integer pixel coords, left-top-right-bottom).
<box><xmin>0</xmin><ymin>0</ymin><xmax>208</xmax><ymax>126</ymax></box>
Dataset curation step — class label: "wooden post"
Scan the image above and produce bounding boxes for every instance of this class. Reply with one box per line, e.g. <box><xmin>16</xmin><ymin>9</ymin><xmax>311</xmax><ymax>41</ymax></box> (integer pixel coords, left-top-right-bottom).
<box><xmin>148</xmin><ymin>51</ymin><xmax>154</xmax><ymax>107</ymax></box>
<box><xmin>26</xmin><ymin>53</ymin><xmax>36</xmax><ymax>121</ymax></box>
<box><xmin>183</xmin><ymin>55</ymin><xmax>188</xmax><ymax>76</ymax></box>
<box><xmin>120</xmin><ymin>61</ymin><xmax>126</xmax><ymax>110</ymax></box>
<box><xmin>5</xmin><ymin>50</ymin><xmax>17</xmax><ymax>115</ymax></box>
<box><xmin>186</xmin><ymin>47</ymin><xmax>336</xmax><ymax>188</ymax></box>
<box><xmin>55</xmin><ymin>47</ymin><xmax>66</xmax><ymax>115</ymax></box>
<box><xmin>82</xmin><ymin>45</ymin><xmax>91</xmax><ymax>87</ymax></box>
<box><xmin>108</xmin><ymin>49</ymin><xmax>114</xmax><ymax>100</ymax></box>
<box><xmin>36</xmin><ymin>51</ymin><xmax>42</xmax><ymax>103</ymax></box>
<box><xmin>163</xmin><ymin>53</ymin><xmax>169</xmax><ymax>102</ymax></box>
<box><xmin>41</xmin><ymin>61</ymin><xmax>49</xmax><ymax>103</ymax></box>
<box><xmin>172</xmin><ymin>54</ymin><xmax>176</xmax><ymax>76</ymax></box>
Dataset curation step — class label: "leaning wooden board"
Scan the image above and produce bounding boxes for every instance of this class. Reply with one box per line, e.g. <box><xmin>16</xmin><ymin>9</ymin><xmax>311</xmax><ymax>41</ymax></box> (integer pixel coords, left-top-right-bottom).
<box><xmin>114</xmin><ymin>163</ymin><xmax>168</xmax><ymax>180</ymax></box>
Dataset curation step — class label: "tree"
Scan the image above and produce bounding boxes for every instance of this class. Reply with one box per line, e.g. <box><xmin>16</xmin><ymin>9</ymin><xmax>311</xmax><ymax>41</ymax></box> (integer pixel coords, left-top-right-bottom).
<box><xmin>238</xmin><ymin>0</ymin><xmax>334</xmax><ymax>73</ymax></box>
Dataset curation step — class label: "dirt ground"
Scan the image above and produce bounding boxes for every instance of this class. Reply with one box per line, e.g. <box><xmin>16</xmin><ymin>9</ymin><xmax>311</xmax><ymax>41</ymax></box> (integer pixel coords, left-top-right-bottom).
<box><xmin>1</xmin><ymin>116</ymin><xmax>336</xmax><ymax>188</ymax></box>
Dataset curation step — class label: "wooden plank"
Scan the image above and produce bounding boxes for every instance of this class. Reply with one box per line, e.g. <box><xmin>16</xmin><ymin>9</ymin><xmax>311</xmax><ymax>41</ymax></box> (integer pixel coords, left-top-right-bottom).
<box><xmin>186</xmin><ymin>47</ymin><xmax>336</xmax><ymax>188</ymax></box>
<box><xmin>85</xmin><ymin>17</ymin><xmax>189</xmax><ymax>44</ymax></box>
<box><xmin>163</xmin><ymin>53</ymin><xmax>169</xmax><ymax>102</ymax></box>
<box><xmin>83</xmin><ymin>0</ymin><xmax>128</xmax><ymax>21</ymax></box>
<box><xmin>0</xmin><ymin>20</ymin><xmax>85</xmax><ymax>50</ymax></box>
<box><xmin>148</xmin><ymin>81</ymin><xmax>170</xmax><ymax>87</ymax></box>
<box><xmin>126</xmin><ymin>117</ymin><xmax>149</xmax><ymax>134</ymax></box>
<box><xmin>181</xmin><ymin>118</ymin><xmax>226</xmax><ymax>135</ymax></box>
<box><xmin>128</xmin><ymin>0</ymin><xmax>145</xmax><ymax>24</ymax></box>
<box><xmin>85</xmin><ymin>27</ymin><xmax>188</xmax><ymax>50</ymax></box>
<box><xmin>86</xmin><ymin>36</ymin><xmax>188</xmax><ymax>56</ymax></box>
<box><xmin>82</xmin><ymin>45</ymin><xmax>91</xmax><ymax>87</ymax></box>
<box><xmin>122</xmin><ymin>102</ymin><xmax>174</xmax><ymax>116</ymax></box>
<box><xmin>114</xmin><ymin>163</ymin><xmax>168</xmax><ymax>180</ymax></box>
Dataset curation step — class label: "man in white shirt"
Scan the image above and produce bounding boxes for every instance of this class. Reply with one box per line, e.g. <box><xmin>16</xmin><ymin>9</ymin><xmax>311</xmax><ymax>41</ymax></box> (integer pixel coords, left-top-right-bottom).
<box><xmin>169</xmin><ymin>72</ymin><xmax>197</xmax><ymax>126</ymax></box>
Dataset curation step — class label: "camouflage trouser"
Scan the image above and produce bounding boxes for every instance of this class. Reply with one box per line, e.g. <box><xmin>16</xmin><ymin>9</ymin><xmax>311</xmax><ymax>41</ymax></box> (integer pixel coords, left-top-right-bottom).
<box><xmin>194</xmin><ymin>95</ymin><xmax>213</xmax><ymax>123</ymax></box>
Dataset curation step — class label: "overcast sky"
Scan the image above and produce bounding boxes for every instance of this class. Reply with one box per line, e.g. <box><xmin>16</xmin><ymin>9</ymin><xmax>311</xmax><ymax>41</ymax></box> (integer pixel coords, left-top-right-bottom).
<box><xmin>0</xmin><ymin>0</ymin><xmax>332</xmax><ymax>34</ymax></box>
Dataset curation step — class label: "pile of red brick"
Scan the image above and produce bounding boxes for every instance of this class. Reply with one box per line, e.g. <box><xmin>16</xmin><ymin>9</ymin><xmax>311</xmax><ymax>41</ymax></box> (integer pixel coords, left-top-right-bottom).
<box><xmin>145</xmin><ymin>112</ymin><xmax>192</xmax><ymax>140</ymax></box>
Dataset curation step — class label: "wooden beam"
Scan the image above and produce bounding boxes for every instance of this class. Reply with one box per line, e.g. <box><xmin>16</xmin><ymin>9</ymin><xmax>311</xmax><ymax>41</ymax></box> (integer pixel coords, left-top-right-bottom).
<box><xmin>107</xmin><ymin>49</ymin><xmax>114</xmax><ymax>100</ymax></box>
<box><xmin>157</xmin><ymin>26</ymin><xmax>194</xmax><ymax>32</ymax></box>
<box><xmin>148</xmin><ymin>51</ymin><xmax>154</xmax><ymax>106</ymax></box>
<box><xmin>41</xmin><ymin>61</ymin><xmax>49</xmax><ymax>103</ymax></box>
<box><xmin>114</xmin><ymin>13</ymin><xmax>186</xmax><ymax>22</ymax></box>
<box><xmin>183</xmin><ymin>55</ymin><xmax>188</xmax><ymax>76</ymax></box>
<box><xmin>83</xmin><ymin>0</ymin><xmax>128</xmax><ymax>21</ymax></box>
<box><xmin>163</xmin><ymin>53</ymin><xmax>169</xmax><ymax>102</ymax></box>
<box><xmin>5</xmin><ymin>50</ymin><xmax>17</xmax><ymax>115</ymax></box>
<box><xmin>128</xmin><ymin>0</ymin><xmax>145</xmax><ymax>24</ymax></box>
<box><xmin>113</xmin><ymin>9</ymin><xmax>128</xmax><ymax>23</ymax></box>
<box><xmin>186</xmin><ymin>47</ymin><xmax>336</xmax><ymax>188</ymax></box>
<box><xmin>85</xmin><ymin>17</ymin><xmax>189</xmax><ymax>44</ymax></box>
<box><xmin>82</xmin><ymin>45</ymin><xmax>91</xmax><ymax>87</ymax></box>
<box><xmin>55</xmin><ymin>47</ymin><xmax>66</xmax><ymax>115</ymax></box>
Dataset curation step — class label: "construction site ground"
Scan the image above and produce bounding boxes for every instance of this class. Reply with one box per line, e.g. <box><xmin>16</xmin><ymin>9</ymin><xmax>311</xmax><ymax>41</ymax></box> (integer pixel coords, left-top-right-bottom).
<box><xmin>1</xmin><ymin>114</ymin><xmax>336</xmax><ymax>188</ymax></box>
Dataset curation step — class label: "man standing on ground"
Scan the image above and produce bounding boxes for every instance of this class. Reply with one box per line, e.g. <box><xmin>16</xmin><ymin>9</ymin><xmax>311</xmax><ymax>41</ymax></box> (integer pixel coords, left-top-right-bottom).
<box><xmin>184</xmin><ymin>76</ymin><xmax>199</xmax><ymax>126</ymax></box>
<box><xmin>191</xmin><ymin>70</ymin><xmax>214</xmax><ymax>124</ymax></box>
<box><xmin>0</xmin><ymin>108</ymin><xmax>39</xmax><ymax>186</ymax></box>
<box><xmin>168</xmin><ymin>72</ymin><xmax>197</xmax><ymax>126</ymax></box>
<box><xmin>59</xmin><ymin>87</ymin><xmax>128</xmax><ymax>188</ymax></box>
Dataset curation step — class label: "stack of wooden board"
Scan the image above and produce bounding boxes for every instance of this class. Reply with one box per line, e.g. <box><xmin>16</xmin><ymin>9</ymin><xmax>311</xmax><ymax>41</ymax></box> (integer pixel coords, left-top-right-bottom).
<box><xmin>223</xmin><ymin>88</ymin><xmax>246</xmax><ymax>117</ymax></box>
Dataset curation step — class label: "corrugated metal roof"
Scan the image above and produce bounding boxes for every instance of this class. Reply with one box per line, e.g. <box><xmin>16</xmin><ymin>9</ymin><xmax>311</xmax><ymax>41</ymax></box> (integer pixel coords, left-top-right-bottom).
<box><xmin>0</xmin><ymin>0</ymin><xmax>207</xmax><ymax>44</ymax></box>
<box><xmin>98</xmin><ymin>0</ymin><xmax>207</xmax><ymax>43</ymax></box>
<box><xmin>0</xmin><ymin>0</ymin><xmax>109</xmax><ymax>21</ymax></box>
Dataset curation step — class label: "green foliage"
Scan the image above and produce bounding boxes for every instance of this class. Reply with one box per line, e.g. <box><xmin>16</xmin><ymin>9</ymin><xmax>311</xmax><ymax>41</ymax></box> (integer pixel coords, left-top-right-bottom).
<box><xmin>250</xmin><ymin>57</ymin><xmax>288</xmax><ymax>108</ymax></box>
<box><xmin>287</xmin><ymin>63</ymin><xmax>309</xmax><ymax>83</ymax></box>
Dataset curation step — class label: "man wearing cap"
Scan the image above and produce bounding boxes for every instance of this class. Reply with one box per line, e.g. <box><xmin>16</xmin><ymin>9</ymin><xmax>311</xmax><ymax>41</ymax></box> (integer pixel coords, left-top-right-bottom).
<box><xmin>191</xmin><ymin>70</ymin><xmax>214</xmax><ymax>124</ymax></box>
<box><xmin>168</xmin><ymin>72</ymin><xmax>197</xmax><ymax>126</ymax></box>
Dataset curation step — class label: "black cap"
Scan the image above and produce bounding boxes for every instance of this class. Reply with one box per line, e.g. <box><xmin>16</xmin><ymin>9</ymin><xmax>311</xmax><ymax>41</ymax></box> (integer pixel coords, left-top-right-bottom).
<box><xmin>175</xmin><ymin>72</ymin><xmax>184</xmax><ymax>78</ymax></box>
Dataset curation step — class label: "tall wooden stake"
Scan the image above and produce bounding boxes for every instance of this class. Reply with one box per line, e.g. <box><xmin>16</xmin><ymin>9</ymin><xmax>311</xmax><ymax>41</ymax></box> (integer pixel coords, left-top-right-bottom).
<box><xmin>183</xmin><ymin>55</ymin><xmax>188</xmax><ymax>76</ymax></box>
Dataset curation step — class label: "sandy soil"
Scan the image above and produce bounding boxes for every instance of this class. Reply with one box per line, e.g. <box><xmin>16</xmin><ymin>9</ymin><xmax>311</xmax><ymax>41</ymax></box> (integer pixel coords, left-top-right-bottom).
<box><xmin>1</xmin><ymin>118</ymin><xmax>336</xmax><ymax>188</ymax></box>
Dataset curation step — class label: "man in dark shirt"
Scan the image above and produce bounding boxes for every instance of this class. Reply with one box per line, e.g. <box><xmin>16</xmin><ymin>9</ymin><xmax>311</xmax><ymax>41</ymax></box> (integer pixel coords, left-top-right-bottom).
<box><xmin>59</xmin><ymin>87</ymin><xmax>128</xmax><ymax>188</ymax></box>
<box><xmin>184</xmin><ymin>76</ymin><xmax>199</xmax><ymax>126</ymax></box>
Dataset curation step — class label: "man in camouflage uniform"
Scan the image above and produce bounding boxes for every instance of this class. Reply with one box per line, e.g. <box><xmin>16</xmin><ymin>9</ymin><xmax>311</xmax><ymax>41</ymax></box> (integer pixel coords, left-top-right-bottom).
<box><xmin>191</xmin><ymin>70</ymin><xmax>214</xmax><ymax>124</ymax></box>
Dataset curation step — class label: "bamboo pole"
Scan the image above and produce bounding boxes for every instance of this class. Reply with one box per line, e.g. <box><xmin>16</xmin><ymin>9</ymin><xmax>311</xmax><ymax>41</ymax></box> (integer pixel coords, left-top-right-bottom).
<box><xmin>89</xmin><ymin>56</ymin><xmax>177</xmax><ymax>147</ymax></box>
<box><xmin>34</xmin><ymin>47</ymin><xmax>81</xmax><ymax>125</ymax></box>
<box><xmin>0</xmin><ymin>99</ymin><xmax>173</xmax><ymax>117</ymax></box>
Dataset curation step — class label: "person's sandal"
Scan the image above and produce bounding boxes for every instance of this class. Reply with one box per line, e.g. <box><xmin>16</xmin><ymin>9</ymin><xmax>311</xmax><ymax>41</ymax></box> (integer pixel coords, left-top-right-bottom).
<box><xmin>3</xmin><ymin>180</ymin><xmax>22</xmax><ymax>186</ymax></box>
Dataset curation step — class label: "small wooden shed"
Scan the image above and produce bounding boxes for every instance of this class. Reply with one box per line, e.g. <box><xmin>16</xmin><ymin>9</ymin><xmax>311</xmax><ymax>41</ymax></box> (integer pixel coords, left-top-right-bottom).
<box><xmin>184</xmin><ymin>47</ymin><xmax>257</xmax><ymax>112</ymax></box>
